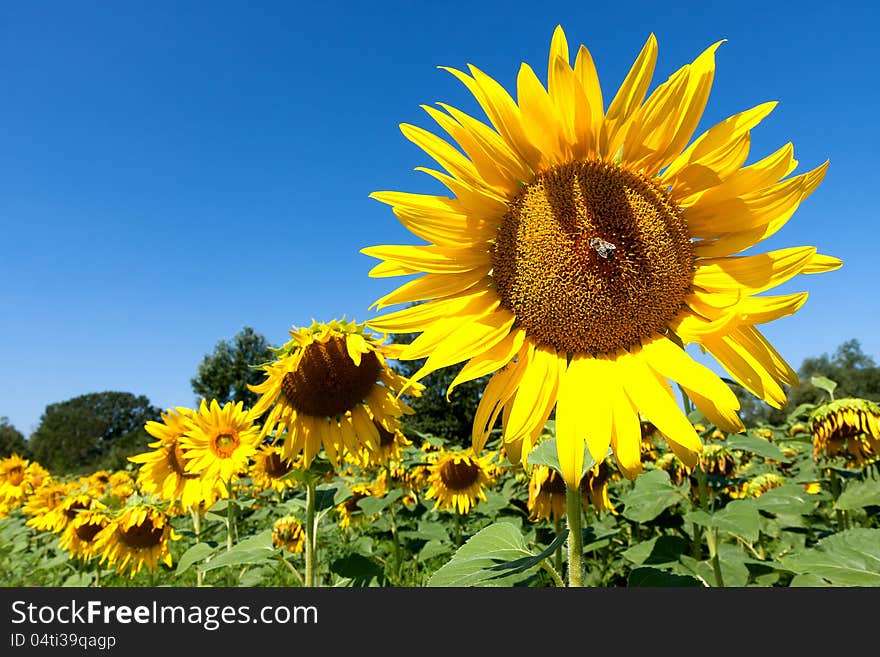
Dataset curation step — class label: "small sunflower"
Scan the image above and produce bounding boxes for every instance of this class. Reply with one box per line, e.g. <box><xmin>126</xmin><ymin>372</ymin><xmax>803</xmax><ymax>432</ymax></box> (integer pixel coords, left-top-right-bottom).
<box><xmin>84</xmin><ymin>470</ymin><xmax>113</xmax><ymax>496</ymax></box>
<box><xmin>272</xmin><ymin>516</ymin><xmax>306</xmax><ymax>554</ymax></box>
<box><xmin>249</xmin><ymin>319</ymin><xmax>421</xmax><ymax>469</ymax></box>
<box><xmin>335</xmin><ymin>482</ymin><xmax>382</xmax><ymax>528</ymax></box>
<box><xmin>22</xmin><ymin>481</ymin><xmax>76</xmax><ymax>530</ymax></box>
<box><xmin>581</xmin><ymin>461</ymin><xmax>616</xmax><ymax>514</ymax></box>
<box><xmin>59</xmin><ymin>508</ymin><xmax>112</xmax><ymax>561</ymax></box>
<box><xmin>810</xmin><ymin>398</ymin><xmax>880</xmax><ymax>468</ymax></box>
<box><xmin>178</xmin><ymin>399</ymin><xmax>262</xmax><ymax>490</ymax></box>
<box><xmin>38</xmin><ymin>492</ymin><xmax>102</xmax><ymax>534</ymax></box>
<box><xmin>729</xmin><ymin>471</ymin><xmax>785</xmax><ymax>499</ymax></box>
<box><xmin>424</xmin><ymin>449</ymin><xmax>497</xmax><ymax>514</ymax></box>
<box><xmin>250</xmin><ymin>444</ymin><xmax>298</xmax><ymax>494</ymax></box>
<box><xmin>526</xmin><ymin>465</ymin><xmax>567</xmax><ymax>521</ymax></box>
<box><xmin>700</xmin><ymin>443</ymin><xmax>738</xmax><ymax>478</ymax></box>
<box><xmin>362</xmin><ymin>25</ymin><xmax>840</xmax><ymax>488</ymax></box>
<box><xmin>129</xmin><ymin>407</ymin><xmax>219</xmax><ymax>510</ymax></box>
<box><xmin>0</xmin><ymin>455</ymin><xmax>49</xmax><ymax>507</ymax></box>
<box><xmin>93</xmin><ymin>504</ymin><xmax>179</xmax><ymax>579</ymax></box>
<box><xmin>351</xmin><ymin>419</ymin><xmax>412</xmax><ymax>469</ymax></box>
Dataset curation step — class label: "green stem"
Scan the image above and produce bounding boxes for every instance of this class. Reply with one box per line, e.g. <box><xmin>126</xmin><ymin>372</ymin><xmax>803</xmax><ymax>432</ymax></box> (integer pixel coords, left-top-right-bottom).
<box><xmin>540</xmin><ymin>559</ymin><xmax>565</xmax><ymax>587</ymax></box>
<box><xmin>554</xmin><ymin>517</ymin><xmax>564</xmax><ymax>576</ymax></box>
<box><xmin>830</xmin><ymin>468</ymin><xmax>846</xmax><ymax>530</ymax></box>
<box><xmin>565</xmin><ymin>485</ymin><xmax>584</xmax><ymax>587</ymax></box>
<box><xmin>695</xmin><ymin>464</ymin><xmax>724</xmax><ymax>587</ymax></box>
<box><xmin>278</xmin><ymin>553</ymin><xmax>305</xmax><ymax>587</ymax></box>
<box><xmin>225</xmin><ymin>480</ymin><xmax>237</xmax><ymax>586</ymax></box>
<box><xmin>388</xmin><ymin>498</ymin><xmax>402</xmax><ymax>584</ymax></box>
<box><xmin>305</xmin><ymin>478</ymin><xmax>318</xmax><ymax>587</ymax></box>
<box><xmin>191</xmin><ymin>509</ymin><xmax>204</xmax><ymax>587</ymax></box>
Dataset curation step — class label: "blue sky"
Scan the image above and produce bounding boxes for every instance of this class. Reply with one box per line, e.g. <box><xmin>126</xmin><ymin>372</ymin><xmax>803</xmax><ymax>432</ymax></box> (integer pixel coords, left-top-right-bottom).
<box><xmin>1</xmin><ymin>0</ymin><xmax>878</xmax><ymax>436</ymax></box>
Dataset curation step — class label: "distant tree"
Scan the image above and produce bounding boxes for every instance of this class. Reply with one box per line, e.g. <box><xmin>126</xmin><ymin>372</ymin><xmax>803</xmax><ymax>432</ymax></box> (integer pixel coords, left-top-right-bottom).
<box><xmin>735</xmin><ymin>339</ymin><xmax>880</xmax><ymax>425</ymax></box>
<box><xmin>0</xmin><ymin>417</ymin><xmax>29</xmax><ymax>458</ymax></box>
<box><xmin>28</xmin><ymin>392</ymin><xmax>161</xmax><ymax>474</ymax></box>
<box><xmin>389</xmin><ymin>331</ymin><xmax>488</xmax><ymax>448</ymax></box>
<box><xmin>191</xmin><ymin>326</ymin><xmax>275</xmax><ymax>409</ymax></box>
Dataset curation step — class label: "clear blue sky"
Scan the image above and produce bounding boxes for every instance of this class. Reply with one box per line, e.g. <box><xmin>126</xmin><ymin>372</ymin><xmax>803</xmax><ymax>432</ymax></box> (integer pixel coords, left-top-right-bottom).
<box><xmin>2</xmin><ymin>0</ymin><xmax>878</xmax><ymax>436</ymax></box>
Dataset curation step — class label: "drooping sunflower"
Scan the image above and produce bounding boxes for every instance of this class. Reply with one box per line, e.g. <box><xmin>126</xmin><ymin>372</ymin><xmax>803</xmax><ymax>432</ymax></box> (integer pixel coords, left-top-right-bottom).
<box><xmin>424</xmin><ymin>448</ymin><xmax>498</xmax><ymax>514</ymax></box>
<box><xmin>38</xmin><ymin>491</ymin><xmax>102</xmax><ymax>534</ymax></box>
<box><xmin>350</xmin><ymin>417</ymin><xmax>412</xmax><ymax>469</ymax></box>
<box><xmin>93</xmin><ymin>504</ymin><xmax>179</xmax><ymax>579</ymax></box>
<box><xmin>810</xmin><ymin>398</ymin><xmax>880</xmax><ymax>468</ymax></box>
<box><xmin>129</xmin><ymin>407</ymin><xmax>219</xmax><ymax>511</ymax></box>
<box><xmin>729</xmin><ymin>471</ymin><xmax>785</xmax><ymax>499</ymax></box>
<box><xmin>361</xmin><ymin>25</ymin><xmax>840</xmax><ymax>488</ymax></box>
<box><xmin>335</xmin><ymin>481</ymin><xmax>383</xmax><ymax>528</ymax></box>
<box><xmin>248</xmin><ymin>319</ymin><xmax>420</xmax><ymax>468</ymax></box>
<box><xmin>58</xmin><ymin>508</ymin><xmax>112</xmax><ymax>561</ymax></box>
<box><xmin>527</xmin><ymin>461</ymin><xmax>616</xmax><ymax>522</ymax></box>
<box><xmin>22</xmin><ymin>480</ymin><xmax>76</xmax><ymax>530</ymax></box>
<box><xmin>178</xmin><ymin>399</ymin><xmax>262</xmax><ymax>491</ymax></box>
<box><xmin>271</xmin><ymin>515</ymin><xmax>306</xmax><ymax>554</ymax></box>
<box><xmin>250</xmin><ymin>444</ymin><xmax>298</xmax><ymax>494</ymax></box>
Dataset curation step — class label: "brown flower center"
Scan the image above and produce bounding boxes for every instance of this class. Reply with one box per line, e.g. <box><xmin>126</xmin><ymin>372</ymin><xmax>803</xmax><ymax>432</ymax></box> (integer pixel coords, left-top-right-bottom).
<box><xmin>212</xmin><ymin>433</ymin><xmax>240</xmax><ymax>459</ymax></box>
<box><xmin>491</xmin><ymin>160</ymin><xmax>694</xmax><ymax>355</ymax></box>
<box><xmin>541</xmin><ymin>469</ymin><xmax>567</xmax><ymax>495</ymax></box>
<box><xmin>6</xmin><ymin>466</ymin><xmax>24</xmax><ymax>487</ymax></box>
<box><xmin>375</xmin><ymin>422</ymin><xmax>396</xmax><ymax>447</ymax></box>
<box><xmin>263</xmin><ymin>451</ymin><xmax>292</xmax><ymax>479</ymax></box>
<box><xmin>280</xmin><ymin>336</ymin><xmax>381</xmax><ymax>418</ymax></box>
<box><xmin>438</xmin><ymin>458</ymin><xmax>481</xmax><ymax>491</ymax></box>
<box><xmin>118</xmin><ymin>519</ymin><xmax>164</xmax><ymax>549</ymax></box>
<box><xmin>74</xmin><ymin>520</ymin><xmax>106</xmax><ymax>543</ymax></box>
<box><xmin>168</xmin><ymin>440</ymin><xmax>199</xmax><ymax>479</ymax></box>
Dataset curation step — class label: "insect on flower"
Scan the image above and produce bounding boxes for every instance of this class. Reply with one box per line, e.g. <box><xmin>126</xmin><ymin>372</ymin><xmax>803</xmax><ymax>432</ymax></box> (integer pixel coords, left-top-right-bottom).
<box><xmin>588</xmin><ymin>237</ymin><xmax>617</xmax><ymax>259</ymax></box>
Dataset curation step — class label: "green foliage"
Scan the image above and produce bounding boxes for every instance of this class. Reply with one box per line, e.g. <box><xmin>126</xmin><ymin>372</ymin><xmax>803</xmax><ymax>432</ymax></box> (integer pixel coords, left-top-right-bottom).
<box><xmin>27</xmin><ymin>391</ymin><xmax>160</xmax><ymax>474</ymax></box>
<box><xmin>191</xmin><ymin>326</ymin><xmax>275</xmax><ymax>409</ymax></box>
<box><xmin>0</xmin><ymin>416</ymin><xmax>29</xmax><ymax>458</ymax></box>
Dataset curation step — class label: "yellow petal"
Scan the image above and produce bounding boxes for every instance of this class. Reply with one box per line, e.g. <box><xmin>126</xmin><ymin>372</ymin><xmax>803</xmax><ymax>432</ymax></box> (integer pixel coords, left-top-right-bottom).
<box><xmin>446</xmin><ymin>328</ymin><xmax>526</xmax><ymax>400</ymax></box>
<box><xmin>503</xmin><ymin>345</ymin><xmax>562</xmax><ymax>445</ymax></box>
<box><xmin>517</xmin><ymin>62</ymin><xmax>568</xmax><ymax>166</ymax></box>
<box><xmin>366</xmin><ymin>288</ymin><xmax>491</xmax><ymax>334</ymax></box>
<box><xmin>602</xmin><ymin>33</ymin><xmax>658</xmax><ymax>156</ymax></box>
<box><xmin>682</xmin><ymin>385</ymin><xmax>745</xmax><ymax>434</ymax></box>
<box><xmin>693</xmin><ymin>246</ymin><xmax>817</xmax><ymax>295</ymax></box>
<box><xmin>573</xmin><ymin>44</ymin><xmax>604</xmax><ymax>154</ymax></box>
<box><xmin>609</xmin><ymin>379</ymin><xmax>643</xmax><ymax>480</ymax></box>
<box><xmin>369</xmin><ymin>269</ymin><xmax>490</xmax><ymax>311</ymax></box>
<box><xmin>802</xmin><ymin>253</ymin><xmax>843</xmax><ymax>274</ymax></box>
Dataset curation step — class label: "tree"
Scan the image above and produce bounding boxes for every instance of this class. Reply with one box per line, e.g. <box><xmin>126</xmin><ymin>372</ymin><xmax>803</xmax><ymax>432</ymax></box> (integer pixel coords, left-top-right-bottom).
<box><xmin>28</xmin><ymin>392</ymin><xmax>161</xmax><ymax>474</ymax></box>
<box><xmin>191</xmin><ymin>326</ymin><xmax>275</xmax><ymax>409</ymax></box>
<box><xmin>0</xmin><ymin>417</ymin><xmax>28</xmax><ymax>458</ymax></box>
<box><xmin>735</xmin><ymin>339</ymin><xmax>880</xmax><ymax>425</ymax></box>
<box><xmin>389</xmin><ymin>331</ymin><xmax>489</xmax><ymax>448</ymax></box>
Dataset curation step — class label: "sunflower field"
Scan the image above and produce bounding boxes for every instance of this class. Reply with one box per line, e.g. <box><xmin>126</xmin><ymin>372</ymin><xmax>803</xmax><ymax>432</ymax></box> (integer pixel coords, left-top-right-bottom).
<box><xmin>3</xmin><ymin>25</ymin><xmax>878</xmax><ymax>588</ymax></box>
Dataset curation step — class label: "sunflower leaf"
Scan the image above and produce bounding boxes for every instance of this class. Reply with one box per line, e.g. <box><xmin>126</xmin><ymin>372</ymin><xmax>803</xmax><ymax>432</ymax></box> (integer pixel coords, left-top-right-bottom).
<box><xmin>724</xmin><ymin>434</ymin><xmax>791</xmax><ymax>462</ymax></box>
<box><xmin>526</xmin><ymin>437</ymin><xmax>597</xmax><ymax>479</ymax></box>
<box><xmin>834</xmin><ymin>478</ymin><xmax>880</xmax><ymax>510</ymax></box>
<box><xmin>176</xmin><ymin>542</ymin><xmax>217</xmax><ymax>575</ymax></box>
<box><xmin>620</xmin><ymin>470</ymin><xmax>687</xmax><ymax>522</ymax></box>
<box><xmin>779</xmin><ymin>528</ymin><xmax>880</xmax><ymax>586</ymax></box>
<box><xmin>627</xmin><ymin>567</ymin><xmax>703</xmax><ymax>587</ymax></box>
<box><xmin>427</xmin><ymin>521</ymin><xmax>538</xmax><ymax>587</ymax></box>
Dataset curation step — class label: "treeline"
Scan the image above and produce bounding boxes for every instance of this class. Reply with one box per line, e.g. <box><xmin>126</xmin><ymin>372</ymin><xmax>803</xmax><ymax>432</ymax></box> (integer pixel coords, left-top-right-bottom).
<box><xmin>3</xmin><ymin>330</ymin><xmax>879</xmax><ymax>473</ymax></box>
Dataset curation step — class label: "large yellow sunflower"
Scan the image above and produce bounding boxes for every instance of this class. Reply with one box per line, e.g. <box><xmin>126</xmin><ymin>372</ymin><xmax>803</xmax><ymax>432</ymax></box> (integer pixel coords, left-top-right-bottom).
<box><xmin>93</xmin><ymin>504</ymin><xmax>179</xmax><ymax>579</ymax></box>
<box><xmin>22</xmin><ymin>480</ymin><xmax>76</xmax><ymax>530</ymax></box>
<box><xmin>362</xmin><ymin>25</ymin><xmax>840</xmax><ymax>487</ymax></box>
<box><xmin>129</xmin><ymin>407</ymin><xmax>219</xmax><ymax>510</ymax></box>
<box><xmin>0</xmin><ymin>455</ymin><xmax>49</xmax><ymax>507</ymax></box>
<box><xmin>248</xmin><ymin>319</ymin><xmax>420</xmax><ymax>468</ymax></box>
<box><xmin>178</xmin><ymin>399</ymin><xmax>261</xmax><ymax>491</ymax></box>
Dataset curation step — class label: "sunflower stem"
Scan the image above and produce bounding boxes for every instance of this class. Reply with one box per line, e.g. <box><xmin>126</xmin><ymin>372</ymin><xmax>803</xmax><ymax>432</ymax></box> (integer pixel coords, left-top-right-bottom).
<box><xmin>540</xmin><ymin>558</ymin><xmax>565</xmax><ymax>587</ymax></box>
<box><xmin>225</xmin><ymin>480</ymin><xmax>237</xmax><ymax>587</ymax></box>
<box><xmin>695</xmin><ymin>463</ymin><xmax>724</xmax><ymax>587</ymax></box>
<box><xmin>565</xmin><ymin>485</ymin><xmax>584</xmax><ymax>587</ymax></box>
<box><xmin>387</xmin><ymin>474</ymin><xmax>403</xmax><ymax>584</ymax></box>
<box><xmin>190</xmin><ymin>508</ymin><xmax>204</xmax><ymax>587</ymax></box>
<box><xmin>554</xmin><ymin>517</ymin><xmax>564</xmax><ymax>575</ymax></box>
<box><xmin>829</xmin><ymin>468</ymin><xmax>846</xmax><ymax>530</ymax></box>
<box><xmin>305</xmin><ymin>478</ymin><xmax>318</xmax><ymax>587</ymax></box>
<box><xmin>278</xmin><ymin>552</ymin><xmax>305</xmax><ymax>587</ymax></box>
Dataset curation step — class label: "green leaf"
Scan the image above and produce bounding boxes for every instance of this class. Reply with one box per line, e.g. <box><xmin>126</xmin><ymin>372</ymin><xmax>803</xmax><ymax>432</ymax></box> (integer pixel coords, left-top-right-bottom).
<box><xmin>418</xmin><ymin>540</ymin><xmax>452</xmax><ymax>562</ymax></box>
<box><xmin>724</xmin><ymin>434</ymin><xmax>791</xmax><ymax>462</ymax></box>
<box><xmin>620</xmin><ymin>470</ymin><xmax>686</xmax><ymax>523</ymax></box>
<box><xmin>427</xmin><ymin>521</ymin><xmax>538</xmax><ymax>587</ymax></box>
<box><xmin>711</xmin><ymin>499</ymin><xmax>761</xmax><ymax>543</ymax></box>
<box><xmin>834</xmin><ymin>478</ymin><xmax>880</xmax><ymax>510</ymax></box>
<box><xmin>780</xmin><ymin>528</ymin><xmax>880</xmax><ymax>586</ymax></box>
<box><xmin>329</xmin><ymin>554</ymin><xmax>385</xmax><ymax>586</ymax></box>
<box><xmin>176</xmin><ymin>542</ymin><xmax>216</xmax><ymax>575</ymax></box>
<box><xmin>526</xmin><ymin>437</ymin><xmax>597</xmax><ymax>479</ymax></box>
<box><xmin>198</xmin><ymin>530</ymin><xmax>276</xmax><ymax>572</ymax></box>
<box><xmin>356</xmin><ymin>488</ymin><xmax>403</xmax><ymax>516</ymax></box>
<box><xmin>484</xmin><ymin>529</ymin><xmax>568</xmax><ymax>580</ymax></box>
<box><xmin>314</xmin><ymin>485</ymin><xmax>338</xmax><ymax>512</ymax></box>
<box><xmin>754</xmin><ymin>483</ymin><xmax>819</xmax><ymax>516</ymax></box>
<box><xmin>622</xmin><ymin>535</ymin><xmax>690</xmax><ymax>567</ymax></box>
<box><xmin>810</xmin><ymin>375</ymin><xmax>838</xmax><ymax>398</ymax></box>
<box><xmin>627</xmin><ymin>567</ymin><xmax>702</xmax><ymax>587</ymax></box>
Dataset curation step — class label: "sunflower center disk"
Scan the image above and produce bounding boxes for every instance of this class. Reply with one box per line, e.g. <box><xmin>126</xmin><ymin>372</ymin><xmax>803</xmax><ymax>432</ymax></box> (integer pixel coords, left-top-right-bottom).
<box><xmin>75</xmin><ymin>521</ymin><xmax>104</xmax><ymax>543</ymax></box>
<box><xmin>168</xmin><ymin>441</ymin><xmax>199</xmax><ymax>479</ymax></box>
<box><xmin>119</xmin><ymin>521</ymin><xmax>164</xmax><ymax>549</ymax></box>
<box><xmin>7</xmin><ymin>467</ymin><xmax>24</xmax><ymax>487</ymax></box>
<box><xmin>280</xmin><ymin>336</ymin><xmax>381</xmax><ymax>418</ymax></box>
<box><xmin>491</xmin><ymin>160</ymin><xmax>694</xmax><ymax>355</ymax></box>
<box><xmin>264</xmin><ymin>452</ymin><xmax>292</xmax><ymax>478</ymax></box>
<box><xmin>439</xmin><ymin>459</ymin><xmax>480</xmax><ymax>491</ymax></box>
<box><xmin>212</xmin><ymin>433</ymin><xmax>240</xmax><ymax>458</ymax></box>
